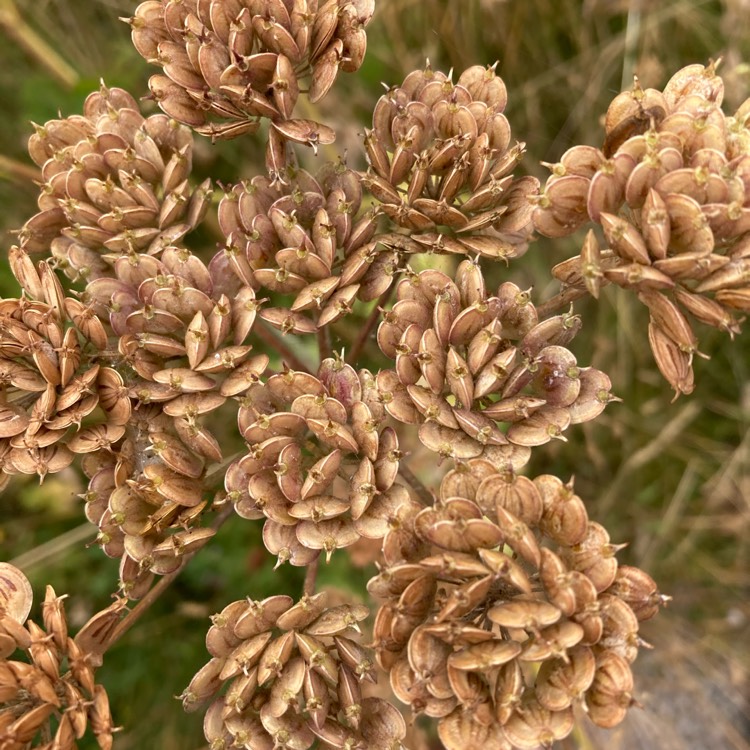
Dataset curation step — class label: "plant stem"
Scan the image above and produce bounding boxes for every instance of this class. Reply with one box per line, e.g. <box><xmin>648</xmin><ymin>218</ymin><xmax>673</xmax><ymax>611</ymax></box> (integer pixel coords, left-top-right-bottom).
<box><xmin>203</xmin><ymin>450</ymin><xmax>245</xmax><ymax>487</ymax></box>
<box><xmin>302</xmin><ymin>555</ymin><xmax>320</xmax><ymax>597</ymax></box>
<box><xmin>255</xmin><ymin>321</ymin><xmax>312</xmax><ymax>373</ymax></box>
<box><xmin>317</xmin><ymin>325</ymin><xmax>332</xmax><ymax>362</ymax></box>
<box><xmin>536</xmin><ymin>286</ymin><xmax>588</xmax><ymax>318</ymax></box>
<box><xmin>0</xmin><ymin>0</ymin><xmax>79</xmax><ymax>88</ymax></box>
<box><xmin>346</xmin><ymin>288</ymin><xmax>394</xmax><ymax>365</ymax></box>
<box><xmin>102</xmin><ymin>503</ymin><xmax>235</xmax><ymax>653</ymax></box>
<box><xmin>11</xmin><ymin>522</ymin><xmax>95</xmax><ymax>570</ymax></box>
<box><xmin>0</xmin><ymin>154</ymin><xmax>40</xmax><ymax>183</ymax></box>
<box><xmin>398</xmin><ymin>463</ymin><xmax>434</xmax><ymax>506</ymax></box>
<box><xmin>101</xmin><ymin>458</ymin><xmax>238</xmax><ymax>654</ymax></box>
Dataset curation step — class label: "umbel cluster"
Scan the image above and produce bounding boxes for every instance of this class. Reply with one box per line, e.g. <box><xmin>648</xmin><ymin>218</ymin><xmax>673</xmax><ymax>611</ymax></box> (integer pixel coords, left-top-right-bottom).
<box><xmin>3</xmin><ymin>0</ymin><xmax>744</xmax><ymax>748</ymax></box>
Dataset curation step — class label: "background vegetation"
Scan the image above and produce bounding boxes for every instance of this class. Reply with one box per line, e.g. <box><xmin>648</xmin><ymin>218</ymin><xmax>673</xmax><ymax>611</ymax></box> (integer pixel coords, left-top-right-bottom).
<box><xmin>0</xmin><ymin>0</ymin><xmax>748</xmax><ymax>747</ymax></box>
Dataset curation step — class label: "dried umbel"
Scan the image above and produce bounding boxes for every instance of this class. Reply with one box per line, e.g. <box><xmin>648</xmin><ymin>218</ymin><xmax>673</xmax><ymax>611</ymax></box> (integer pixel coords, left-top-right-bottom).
<box><xmin>0</xmin><ymin>565</ymin><xmax>117</xmax><ymax>750</ymax></box>
<box><xmin>363</xmin><ymin>63</ymin><xmax>537</xmax><ymax>262</ymax></box>
<box><xmin>370</xmin><ymin>467</ymin><xmax>668</xmax><ymax>749</ymax></box>
<box><xmin>534</xmin><ymin>62</ymin><xmax>750</xmax><ymax>396</ymax></box>
<box><xmin>183</xmin><ymin>593</ymin><xmax>406</xmax><ymax>749</ymax></box>
<box><xmin>0</xmin><ymin>1</ymin><xmax>689</xmax><ymax>746</ymax></box>
<box><xmin>375</xmin><ymin>265</ymin><xmax>616</xmax><ymax>463</ymax></box>
<box><xmin>127</xmin><ymin>0</ymin><xmax>374</xmax><ymax>141</ymax></box>
<box><xmin>225</xmin><ymin>357</ymin><xmax>411</xmax><ymax>564</ymax></box>
<box><xmin>218</xmin><ymin>160</ymin><xmax>379</xmax><ymax>335</ymax></box>
<box><xmin>18</xmin><ymin>83</ymin><xmax>209</xmax><ymax>283</ymax></box>
<box><xmin>0</xmin><ymin>269</ymin><xmax>129</xmax><ymax>485</ymax></box>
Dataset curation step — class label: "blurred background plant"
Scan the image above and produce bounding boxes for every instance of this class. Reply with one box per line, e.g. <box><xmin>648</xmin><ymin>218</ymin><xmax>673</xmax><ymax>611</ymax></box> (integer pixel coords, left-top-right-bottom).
<box><xmin>0</xmin><ymin>0</ymin><xmax>748</xmax><ymax>747</ymax></box>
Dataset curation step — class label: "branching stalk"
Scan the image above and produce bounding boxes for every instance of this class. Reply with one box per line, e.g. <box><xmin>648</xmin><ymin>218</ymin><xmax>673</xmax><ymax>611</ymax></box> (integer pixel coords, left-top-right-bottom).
<box><xmin>536</xmin><ymin>286</ymin><xmax>588</xmax><ymax>318</ymax></box>
<box><xmin>397</xmin><ymin>463</ymin><xmax>434</xmax><ymax>506</ymax></box>
<box><xmin>102</xmin><ymin>503</ymin><xmax>235</xmax><ymax>654</ymax></box>
<box><xmin>255</xmin><ymin>321</ymin><xmax>313</xmax><ymax>373</ymax></box>
<box><xmin>302</xmin><ymin>555</ymin><xmax>320</xmax><ymax>597</ymax></box>
<box><xmin>347</xmin><ymin>288</ymin><xmax>394</xmax><ymax>365</ymax></box>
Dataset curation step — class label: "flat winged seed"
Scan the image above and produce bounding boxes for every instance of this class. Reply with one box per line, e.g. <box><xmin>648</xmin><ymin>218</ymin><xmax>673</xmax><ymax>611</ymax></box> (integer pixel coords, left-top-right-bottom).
<box><xmin>272</xmin><ymin>119</ymin><xmax>336</xmax><ymax>153</ymax></box>
<box><xmin>294</xmin><ymin>632</ymin><xmax>338</xmax><ymax>683</ymax></box>
<box><xmin>535</xmin><ymin>645</ymin><xmax>597</xmax><ymax>711</ymax></box>
<box><xmin>296</xmin><ymin>518</ymin><xmax>359</xmax><ymax>561</ymax></box>
<box><xmin>233</xmin><ymin>596</ymin><xmax>294</xmax><ymax>640</ymax></box>
<box><xmin>585</xmin><ymin>651</ymin><xmax>634</xmax><ymax>728</ymax></box>
<box><xmin>447</xmin><ymin>640</ymin><xmax>521</xmax><ymax>671</ymax></box>
<box><xmin>359</xmin><ymin>697</ymin><xmax>407</xmax><ymax>746</ymax></box>
<box><xmin>568</xmin><ymin>368</ymin><xmax>615</xmax><ymax>425</ymax></box>
<box><xmin>220</xmin><ymin>632</ymin><xmax>274</xmax><ymax>681</ymax></box>
<box><xmin>257</xmin><ymin>630</ymin><xmax>296</xmax><ymax>685</ymax></box>
<box><xmin>439</xmin><ymin>459</ymin><xmax>497</xmax><ymax>501</ymax></box>
<box><xmin>437</xmin><ymin>708</ymin><xmax>511</xmax><ymax>750</ymax></box>
<box><xmin>648</xmin><ymin>320</ymin><xmax>694</xmax><ymax>398</ymax></box>
<box><xmin>519</xmin><ymin>620</ymin><xmax>584</xmax><ymax>661</ymax></box>
<box><xmin>503</xmin><ymin>698</ymin><xmax>574</xmax><ymax>748</ymax></box>
<box><xmin>0</xmin><ymin>564</ymin><xmax>33</xmax><ymax>623</ymax></box>
<box><xmin>263</xmin><ymin>522</ymin><xmax>320</xmax><ymax>567</ymax></box>
<box><xmin>600</xmin><ymin>213</ymin><xmax>650</xmax><ymax>265</ymax></box>
<box><xmin>488</xmin><ymin>599</ymin><xmax>561</xmax><ymax>630</ymax></box>
<box><xmin>304</xmin><ymin>604</ymin><xmax>369</xmax><ymax>636</ymax></box>
<box><xmin>478</xmin><ymin>549</ymin><xmax>532</xmax><ymax>593</ymax></box>
<box><xmin>418</xmin><ymin>423</ymin><xmax>484</xmax><ymax>459</ymax></box>
<box><xmin>607</xmin><ymin>565</ymin><xmax>667</xmax><ymax>621</ymax></box>
<box><xmin>275</xmin><ymin>593</ymin><xmax>328</xmax><ymax>632</ymax></box>
<box><xmin>506</xmin><ymin>406</ymin><xmax>571</xmax><ymax>447</ymax></box>
<box><xmin>475</xmin><ymin>474</ymin><xmax>543</xmax><ymax>525</ymax></box>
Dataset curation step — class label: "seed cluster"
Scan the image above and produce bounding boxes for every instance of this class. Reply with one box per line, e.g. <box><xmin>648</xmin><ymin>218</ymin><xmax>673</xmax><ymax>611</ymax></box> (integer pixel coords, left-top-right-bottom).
<box><xmin>183</xmin><ymin>593</ymin><xmax>406</xmax><ymax>749</ymax></box>
<box><xmin>363</xmin><ymin>64</ymin><xmax>537</xmax><ymax>261</ymax></box>
<box><xmin>369</xmin><ymin>465</ymin><xmax>667</xmax><ymax>750</ymax></box>
<box><xmin>535</xmin><ymin>62</ymin><xmax>750</xmax><ymax>396</ymax></box>
<box><xmin>375</xmin><ymin>265</ymin><xmax>615</xmax><ymax>463</ymax></box>
<box><xmin>218</xmin><ymin>162</ymin><xmax>380</xmax><ymax>336</ymax></box>
<box><xmin>18</xmin><ymin>85</ymin><xmax>209</xmax><ymax>283</ymax></box>
<box><xmin>127</xmin><ymin>0</ymin><xmax>374</xmax><ymax>143</ymax></box>
<box><xmin>0</xmin><ymin>277</ymin><xmax>128</xmax><ymax>485</ymax></box>
<box><xmin>226</xmin><ymin>357</ymin><xmax>411</xmax><ymax>565</ymax></box>
<box><xmin>0</xmin><ymin>564</ymin><xmax>117</xmax><ymax>750</ymax></box>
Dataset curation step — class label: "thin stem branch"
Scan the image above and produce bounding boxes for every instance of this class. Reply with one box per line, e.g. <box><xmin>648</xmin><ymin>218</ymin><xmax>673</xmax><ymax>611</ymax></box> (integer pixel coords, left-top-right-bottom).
<box><xmin>536</xmin><ymin>286</ymin><xmax>588</xmax><ymax>318</ymax></box>
<box><xmin>302</xmin><ymin>555</ymin><xmax>320</xmax><ymax>597</ymax></box>
<box><xmin>0</xmin><ymin>154</ymin><xmax>40</xmax><ymax>184</ymax></box>
<box><xmin>255</xmin><ymin>321</ymin><xmax>312</xmax><ymax>373</ymax></box>
<box><xmin>11</xmin><ymin>522</ymin><xmax>95</xmax><ymax>569</ymax></box>
<box><xmin>203</xmin><ymin>450</ymin><xmax>245</xmax><ymax>487</ymax></box>
<box><xmin>103</xmin><ymin>503</ymin><xmax>235</xmax><ymax>654</ymax></box>
<box><xmin>317</xmin><ymin>325</ymin><xmax>332</xmax><ymax>362</ymax></box>
<box><xmin>0</xmin><ymin>0</ymin><xmax>79</xmax><ymax>88</ymax></box>
<box><xmin>347</xmin><ymin>287</ymin><xmax>394</xmax><ymax>365</ymax></box>
<box><xmin>398</xmin><ymin>463</ymin><xmax>435</xmax><ymax>506</ymax></box>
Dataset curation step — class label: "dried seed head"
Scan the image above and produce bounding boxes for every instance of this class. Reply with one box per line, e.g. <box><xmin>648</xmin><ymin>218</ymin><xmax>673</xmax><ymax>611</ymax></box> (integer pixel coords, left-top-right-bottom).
<box><xmin>536</xmin><ymin>61</ymin><xmax>748</xmax><ymax>393</ymax></box>
<box><xmin>371</xmin><ymin>467</ymin><xmax>663</xmax><ymax>743</ymax></box>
